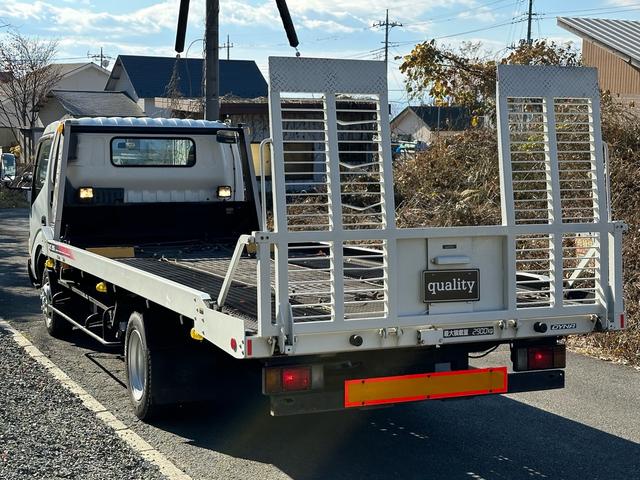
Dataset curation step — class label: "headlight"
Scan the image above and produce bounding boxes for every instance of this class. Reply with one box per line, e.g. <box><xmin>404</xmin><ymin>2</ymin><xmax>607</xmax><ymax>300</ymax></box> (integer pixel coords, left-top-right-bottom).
<box><xmin>217</xmin><ymin>185</ymin><xmax>232</xmax><ymax>199</ymax></box>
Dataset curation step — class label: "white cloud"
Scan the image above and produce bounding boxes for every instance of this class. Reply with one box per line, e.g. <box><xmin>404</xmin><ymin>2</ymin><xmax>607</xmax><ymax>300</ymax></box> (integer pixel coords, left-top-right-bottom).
<box><xmin>607</xmin><ymin>0</ymin><xmax>639</xmax><ymax>5</ymax></box>
<box><xmin>457</xmin><ymin>7</ymin><xmax>498</xmax><ymax>23</ymax></box>
<box><xmin>4</xmin><ymin>0</ymin><xmax>181</xmax><ymax>35</ymax></box>
<box><xmin>3</xmin><ymin>0</ymin><xmax>486</xmax><ymax>37</ymax></box>
<box><xmin>3</xmin><ymin>1</ymin><xmax>48</xmax><ymax>20</ymax></box>
<box><xmin>299</xmin><ymin>18</ymin><xmax>358</xmax><ymax>33</ymax></box>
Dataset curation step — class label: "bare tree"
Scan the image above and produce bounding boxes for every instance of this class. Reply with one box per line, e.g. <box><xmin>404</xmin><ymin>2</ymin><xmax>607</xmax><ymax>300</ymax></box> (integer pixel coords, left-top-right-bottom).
<box><xmin>0</xmin><ymin>32</ymin><xmax>63</xmax><ymax>162</ymax></box>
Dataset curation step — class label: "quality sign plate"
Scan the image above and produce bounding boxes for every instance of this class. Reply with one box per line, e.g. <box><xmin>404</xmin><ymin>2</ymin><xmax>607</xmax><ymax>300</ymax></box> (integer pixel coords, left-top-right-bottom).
<box><xmin>423</xmin><ymin>269</ymin><xmax>480</xmax><ymax>303</ymax></box>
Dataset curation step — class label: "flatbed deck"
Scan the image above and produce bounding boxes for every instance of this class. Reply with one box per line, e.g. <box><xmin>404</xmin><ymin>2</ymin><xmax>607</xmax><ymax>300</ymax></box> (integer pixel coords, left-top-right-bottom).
<box><xmin>115</xmin><ymin>241</ymin><xmax>386</xmax><ymax>334</ymax></box>
<box><xmin>116</xmin><ymin>243</ymin><xmax>262</xmax><ymax>333</ymax></box>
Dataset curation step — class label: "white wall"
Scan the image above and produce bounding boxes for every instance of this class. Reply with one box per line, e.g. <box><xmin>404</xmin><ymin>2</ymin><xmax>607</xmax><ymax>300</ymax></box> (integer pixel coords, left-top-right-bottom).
<box><xmin>392</xmin><ymin>110</ymin><xmax>434</xmax><ymax>143</ymax></box>
<box><xmin>56</xmin><ymin>66</ymin><xmax>109</xmax><ymax>92</ymax></box>
<box><xmin>140</xmin><ymin>98</ymin><xmax>169</xmax><ymax>118</ymax></box>
<box><xmin>38</xmin><ymin>99</ymin><xmax>69</xmax><ymax>129</ymax></box>
<box><xmin>108</xmin><ymin>67</ymin><xmax>138</xmax><ymax>101</ymax></box>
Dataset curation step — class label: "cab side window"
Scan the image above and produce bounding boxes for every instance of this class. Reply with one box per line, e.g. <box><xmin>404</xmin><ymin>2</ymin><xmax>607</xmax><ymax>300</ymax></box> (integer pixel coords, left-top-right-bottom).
<box><xmin>33</xmin><ymin>138</ymin><xmax>53</xmax><ymax>199</ymax></box>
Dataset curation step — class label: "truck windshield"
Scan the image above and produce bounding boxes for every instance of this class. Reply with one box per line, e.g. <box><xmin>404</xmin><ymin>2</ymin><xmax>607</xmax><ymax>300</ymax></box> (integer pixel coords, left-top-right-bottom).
<box><xmin>2</xmin><ymin>154</ymin><xmax>15</xmax><ymax>177</ymax></box>
<box><xmin>111</xmin><ymin>138</ymin><xmax>195</xmax><ymax>167</ymax></box>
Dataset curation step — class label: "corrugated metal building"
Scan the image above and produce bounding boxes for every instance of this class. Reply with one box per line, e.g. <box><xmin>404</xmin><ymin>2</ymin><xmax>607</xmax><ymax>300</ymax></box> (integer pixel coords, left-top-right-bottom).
<box><xmin>558</xmin><ymin>17</ymin><xmax>640</xmax><ymax>101</ymax></box>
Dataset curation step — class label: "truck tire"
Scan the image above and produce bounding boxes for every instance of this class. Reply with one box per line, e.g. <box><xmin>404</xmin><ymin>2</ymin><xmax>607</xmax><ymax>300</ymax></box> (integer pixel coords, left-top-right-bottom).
<box><xmin>42</xmin><ymin>269</ymin><xmax>72</xmax><ymax>338</ymax></box>
<box><xmin>29</xmin><ymin>254</ymin><xmax>45</xmax><ymax>288</ymax></box>
<box><xmin>27</xmin><ymin>258</ymin><xmax>39</xmax><ymax>287</ymax></box>
<box><xmin>125</xmin><ymin>311</ymin><xmax>164</xmax><ymax>420</ymax></box>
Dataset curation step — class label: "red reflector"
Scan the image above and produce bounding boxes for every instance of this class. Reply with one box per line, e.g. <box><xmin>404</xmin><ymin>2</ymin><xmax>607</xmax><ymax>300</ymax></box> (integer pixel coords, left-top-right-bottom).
<box><xmin>230</xmin><ymin>338</ymin><xmax>237</xmax><ymax>352</ymax></box>
<box><xmin>528</xmin><ymin>347</ymin><xmax>553</xmax><ymax>370</ymax></box>
<box><xmin>282</xmin><ymin>367</ymin><xmax>311</xmax><ymax>391</ymax></box>
<box><xmin>246</xmin><ymin>338</ymin><xmax>253</xmax><ymax>356</ymax></box>
<box><xmin>620</xmin><ymin>314</ymin><xmax>625</xmax><ymax>329</ymax></box>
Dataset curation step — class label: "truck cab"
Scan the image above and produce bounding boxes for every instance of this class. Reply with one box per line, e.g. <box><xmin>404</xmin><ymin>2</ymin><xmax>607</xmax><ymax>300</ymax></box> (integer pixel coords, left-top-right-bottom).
<box><xmin>27</xmin><ymin>118</ymin><xmax>258</xmax><ymax>286</ymax></box>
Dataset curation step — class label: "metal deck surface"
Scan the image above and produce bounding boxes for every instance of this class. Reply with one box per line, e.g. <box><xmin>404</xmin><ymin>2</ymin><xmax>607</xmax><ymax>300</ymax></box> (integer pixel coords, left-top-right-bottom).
<box><xmin>117</xmin><ymin>256</ymin><xmax>263</xmax><ymax>332</ymax></box>
<box><xmin>116</xmin><ymin>241</ymin><xmax>384</xmax><ymax>332</ymax></box>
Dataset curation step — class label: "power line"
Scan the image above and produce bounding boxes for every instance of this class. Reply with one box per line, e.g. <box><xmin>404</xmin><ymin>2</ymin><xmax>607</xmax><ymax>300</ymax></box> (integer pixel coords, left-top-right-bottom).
<box><xmin>350</xmin><ymin>47</ymin><xmax>386</xmax><ymax>60</ymax></box>
<box><xmin>397</xmin><ymin>16</ymin><xmax>528</xmax><ymax>45</ymax></box>
<box><xmin>540</xmin><ymin>4</ymin><xmax>640</xmax><ymax>17</ymax></box>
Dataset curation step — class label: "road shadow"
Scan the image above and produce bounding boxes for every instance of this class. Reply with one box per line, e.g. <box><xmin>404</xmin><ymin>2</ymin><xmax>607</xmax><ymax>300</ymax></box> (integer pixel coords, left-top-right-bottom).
<box><xmin>152</xmin><ymin>391</ymin><xmax>640</xmax><ymax>480</ymax></box>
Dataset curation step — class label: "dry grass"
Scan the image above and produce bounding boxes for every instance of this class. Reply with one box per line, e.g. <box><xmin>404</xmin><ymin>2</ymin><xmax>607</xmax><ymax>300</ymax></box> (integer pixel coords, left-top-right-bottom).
<box><xmin>394</xmin><ymin>129</ymin><xmax>501</xmax><ymax>228</ymax></box>
<box><xmin>392</xmin><ymin>99</ymin><xmax>640</xmax><ymax>366</ymax></box>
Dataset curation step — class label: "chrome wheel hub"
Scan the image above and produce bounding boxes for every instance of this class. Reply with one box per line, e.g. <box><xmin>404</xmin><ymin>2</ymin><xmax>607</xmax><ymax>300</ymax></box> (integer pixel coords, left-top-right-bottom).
<box><xmin>127</xmin><ymin>330</ymin><xmax>146</xmax><ymax>402</ymax></box>
<box><xmin>41</xmin><ymin>279</ymin><xmax>52</xmax><ymax>327</ymax></box>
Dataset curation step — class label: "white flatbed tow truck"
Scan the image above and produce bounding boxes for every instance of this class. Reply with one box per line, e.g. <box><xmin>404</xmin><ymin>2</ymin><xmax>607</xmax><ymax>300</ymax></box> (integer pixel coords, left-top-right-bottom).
<box><xmin>27</xmin><ymin>58</ymin><xmax>625</xmax><ymax>419</ymax></box>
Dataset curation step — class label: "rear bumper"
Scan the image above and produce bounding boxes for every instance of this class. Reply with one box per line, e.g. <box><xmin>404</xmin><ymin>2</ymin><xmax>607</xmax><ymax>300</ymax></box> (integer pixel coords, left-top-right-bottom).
<box><xmin>269</xmin><ymin>369</ymin><xmax>565</xmax><ymax>416</ymax></box>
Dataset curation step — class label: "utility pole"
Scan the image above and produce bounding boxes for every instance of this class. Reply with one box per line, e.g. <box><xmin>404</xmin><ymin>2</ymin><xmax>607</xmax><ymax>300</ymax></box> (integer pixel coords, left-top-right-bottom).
<box><xmin>204</xmin><ymin>0</ymin><xmax>219</xmax><ymax>121</ymax></box>
<box><xmin>175</xmin><ymin>0</ymin><xmax>299</xmax><ymax>120</ymax></box>
<box><xmin>526</xmin><ymin>0</ymin><xmax>534</xmax><ymax>45</ymax></box>
<box><xmin>87</xmin><ymin>47</ymin><xmax>113</xmax><ymax>68</ymax></box>
<box><xmin>220</xmin><ymin>34</ymin><xmax>234</xmax><ymax>60</ymax></box>
<box><xmin>373</xmin><ymin>9</ymin><xmax>402</xmax><ymax>65</ymax></box>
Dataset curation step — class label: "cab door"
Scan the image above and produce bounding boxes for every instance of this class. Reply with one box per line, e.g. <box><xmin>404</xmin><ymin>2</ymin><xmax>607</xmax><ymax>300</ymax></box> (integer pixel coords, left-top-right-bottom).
<box><xmin>28</xmin><ymin>135</ymin><xmax>55</xmax><ymax>254</ymax></box>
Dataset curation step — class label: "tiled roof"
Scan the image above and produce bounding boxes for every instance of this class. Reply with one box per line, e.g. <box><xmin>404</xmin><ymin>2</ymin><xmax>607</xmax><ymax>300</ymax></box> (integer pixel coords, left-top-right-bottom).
<box><xmin>49</xmin><ymin>90</ymin><xmax>145</xmax><ymax>117</ymax></box>
<box><xmin>109</xmin><ymin>55</ymin><xmax>268</xmax><ymax>99</ymax></box>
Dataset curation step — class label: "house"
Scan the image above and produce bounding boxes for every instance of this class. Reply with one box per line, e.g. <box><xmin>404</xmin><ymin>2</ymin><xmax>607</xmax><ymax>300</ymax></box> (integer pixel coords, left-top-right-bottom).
<box><xmin>53</xmin><ymin>63</ymin><xmax>110</xmax><ymax>91</ymax></box>
<box><xmin>558</xmin><ymin>17</ymin><xmax>640</xmax><ymax>102</ymax></box>
<box><xmin>37</xmin><ymin>90</ymin><xmax>144</xmax><ymax>127</ymax></box>
<box><xmin>104</xmin><ymin>55</ymin><xmax>269</xmax><ymax>138</ymax></box>
<box><xmin>0</xmin><ymin>62</ymin><xmax>111</xmax><ymax>155</ymax></box>
<box><xmin>391</xmin><ymin>106</ymin><xmax>471</xmax><ymax>144</ymax></box>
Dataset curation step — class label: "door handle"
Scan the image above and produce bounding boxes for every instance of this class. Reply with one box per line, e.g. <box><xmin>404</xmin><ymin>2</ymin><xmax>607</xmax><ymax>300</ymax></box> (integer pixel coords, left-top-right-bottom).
<box><xmin>40</xmin><ymin>216</ymin><xmax>46</xmax><ymax>226</ymax></box>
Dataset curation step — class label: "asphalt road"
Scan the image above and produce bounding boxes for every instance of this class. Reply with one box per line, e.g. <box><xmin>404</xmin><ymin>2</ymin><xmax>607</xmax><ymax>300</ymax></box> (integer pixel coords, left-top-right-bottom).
<box><xmin>1</xmin><ymin>208</ymin><xmax>639</xmax><ymax>480</ymax></box>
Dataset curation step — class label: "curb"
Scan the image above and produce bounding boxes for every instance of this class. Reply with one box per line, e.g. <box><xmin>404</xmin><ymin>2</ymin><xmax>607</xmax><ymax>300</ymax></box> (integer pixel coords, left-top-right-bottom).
<box><xmin>0</xmin><ymin>319</ymin><xmax>192</xmax><ymax>480</ymax></box>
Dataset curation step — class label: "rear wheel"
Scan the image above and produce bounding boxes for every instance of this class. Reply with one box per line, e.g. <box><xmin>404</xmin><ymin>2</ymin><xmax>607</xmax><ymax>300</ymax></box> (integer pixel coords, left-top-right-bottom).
<box><xmin>42</xmin><ymin>269</ymin><xmax>71</xmax><ymax>338</ymax></box>
<box><xmin>125</xmin><ymin>311</ymin><xmax>159</xmax><ymax>420</ymax></box>
<box><xmin>124</xmin><ymin>309</ymin><xmax>221</xmax><ymax>420</ymax></box>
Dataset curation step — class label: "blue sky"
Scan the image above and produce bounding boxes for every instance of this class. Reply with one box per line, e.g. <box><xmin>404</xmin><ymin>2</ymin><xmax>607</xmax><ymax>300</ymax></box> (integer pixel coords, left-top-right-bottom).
<box><xmin>2</xmin><ymin>0</ymin><xmax>640</xmax><ymax>112</ymax></box>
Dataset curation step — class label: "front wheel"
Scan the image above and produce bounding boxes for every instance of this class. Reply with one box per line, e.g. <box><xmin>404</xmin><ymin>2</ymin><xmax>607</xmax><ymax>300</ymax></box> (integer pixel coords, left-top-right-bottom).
<box><xmin>42</xmin><ymin>269</ymin><xmax>71</xmax><ymax>338</ymax></box>
<box><xmin>28</xmin><ymin>257</ymin><xmax>42</xmax><ymax>288</ymax></box>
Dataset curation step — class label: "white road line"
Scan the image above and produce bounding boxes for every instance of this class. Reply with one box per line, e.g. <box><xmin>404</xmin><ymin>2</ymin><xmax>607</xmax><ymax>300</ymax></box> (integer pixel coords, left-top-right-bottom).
<box><xmin>0</xmin><ymin>319</ymin><xmax>192</xmax><ymax>480</ymax></box>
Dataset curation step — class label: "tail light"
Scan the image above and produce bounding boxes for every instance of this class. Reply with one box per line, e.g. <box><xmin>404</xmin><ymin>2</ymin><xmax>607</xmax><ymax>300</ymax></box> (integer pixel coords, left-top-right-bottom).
<box><xmin>264</xmin><ymin>366</ymin><xmax>313</xmax><ymax>394</ymax></box>
<box><xmin>513</xmin><ymin>344</ymin><xmax>566</xmax><ymax>372</ymax></box>
<box><xmin>282</xmin><ymin>368</ymin><xmax>311</xmax><ymax>391</ymax></box>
